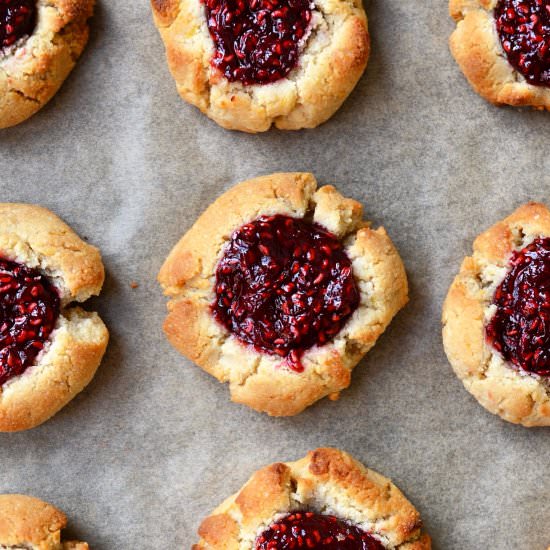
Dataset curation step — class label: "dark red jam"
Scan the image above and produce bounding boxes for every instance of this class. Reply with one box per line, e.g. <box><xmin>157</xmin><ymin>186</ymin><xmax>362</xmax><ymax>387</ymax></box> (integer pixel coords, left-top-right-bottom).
<box><xmin>212</xmin><ymin>215</ymin><xmax>359</xmax><ymax>371</ymax></box>
<box><xmin>203</xmin><ymin>0</ymin><xmax>312</xmax><ymax>85</ymax></box>
<box><xmin>486</xmin><ymin>237</ymin><xmax>550</xmax><ymax>376</ymax></box>
<box><xmin>255</xmin><ymin>512</ymin><xmax>385</xmax><ymax>550</ymax></box>
<box><xmin>0</xmin><ymin>0</ymin><xmax>36</xmax><ymax>49</ymax></box>
<box><xmin>0</xmin><ymin>258</ymin><xmax>60</xmax><ymax>386</ymax></box>
<box><xmin>495</xmin><ymin>0</ymin><xmax>550</xmax><ymax>86</ymax></box>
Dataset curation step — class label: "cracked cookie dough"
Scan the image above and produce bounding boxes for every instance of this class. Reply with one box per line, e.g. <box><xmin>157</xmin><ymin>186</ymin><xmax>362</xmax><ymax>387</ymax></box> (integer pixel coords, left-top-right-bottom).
<box><xmin>0</xmin><ymin>494</ymin><xmax>88</xmax><ymax>549</ymax></box>
<box><xmin>0</xmin><ymin>0</ymin><xmax>95</xmax><ymax>129</ymax></box>
<box><xmin>193</xmin><ymin>448</ymin><xmax>431</xmax><ymax>549</ymax></box>
<box><xmin>158</xmin><ymin>173</ymin><xmax>408</xmax><ymax>416</ymax></box>
<box><xmin>150</xmin><ymin>0</ymin><xmax>369</xmax><ymax>132</ymax></box>
<box><xmin>0</xmin><ymin>203</ymin><xmax>108</xmax><ymax>432</ymax></box>
<box><xmin>449</xmin><ymin>0</ymin><xmax>550</xmax><ymax>109</ymax></box>
<box><xmin>443</xmin><ymin>202</ymin><xmax>550</xmax><ymax>426</ymax></box>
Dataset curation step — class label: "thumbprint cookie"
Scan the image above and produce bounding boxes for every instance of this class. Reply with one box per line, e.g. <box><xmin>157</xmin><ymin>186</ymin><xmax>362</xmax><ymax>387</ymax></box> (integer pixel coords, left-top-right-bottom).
<box><xmin>158</xmin><ymin>172</ymin><xmax>408</xmax><ymax>416</ymax></box>
<box><xmin>443</xmin><ymin>202</ymin><xmax>550</xmax><ymax>426</ymax></box>
<box><xmin>0</xmin><ymin>494</ymin><xmax>88</xmax><ymax>549</ymax></box>
<box><xmin>0</xmin><ymin>0</ymin><xmax>95</xmax><ymax>129</ymax></box>
<box><xmin>193</xmin><ymin>448</ymin><xmax>431</xmax><ymax>549</ymax></box>
<box><xmin>150</xmin><ymin>0</ymin><xmax>369</xmax><ymax>132</ymax></box>
<box><xmin>0</xmin><ymin>203</ymin><xmax>108</xmax><ymax>432</ymax></box>
<box><xmin>450</xmin><ymin>0</ymin><xmax>550</xmax><ymax>109</ymax></box>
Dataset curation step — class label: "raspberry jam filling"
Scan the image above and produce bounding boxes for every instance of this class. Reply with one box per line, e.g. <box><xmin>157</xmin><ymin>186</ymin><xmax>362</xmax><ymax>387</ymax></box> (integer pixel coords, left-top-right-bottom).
<box><xmin>255</xmin><ymin>512</ymin><xmax>385</xmax><ymax>549</ymax></box>
<box><xmin>486</xmin><ymin>237</ymin><xmax>550</xmax><ymax>376</ymax></box>
<box><xmin>0</xmin><ymin>258</ymin><xmax>60</xmax><ymax>386</ymax></box>
<box><xmin>212</xmin><ymin>214</ymin><xmax>359</xmax><ymax>371</ymax></box>
<box><xmin>202</xmin><ymin>0</ymin><xmax>312</xmax><ymax>85</ymax></box>
<box><xmin>0</xmin><ymin>0</ymin><xmax>36</xmax><ymax>49</ymax></box>
<box><xmin>495</xmin><ymin>0</ymin><xmax>550</xmax><ymax>86</ymax></box>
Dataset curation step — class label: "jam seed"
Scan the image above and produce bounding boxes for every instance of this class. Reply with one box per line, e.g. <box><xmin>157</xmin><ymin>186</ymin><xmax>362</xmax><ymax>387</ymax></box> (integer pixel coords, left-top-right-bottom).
<box><xmin>204</xmin><ymin>0</ymin><xmax>312</xmax><ymax>85</ymax></box>
<box><xmin>211</xmin><ymin>215</ymin><xmax>359</xmax><ymax>371</ymax></box>
<box><xmin>0</xmin><ymin>258</ymin><xmax>59</xmax><ymax>384</ymax></box>
<box><xmin>486</xmin><ymin>237</ymin><xmax>550</xmax><ymax>376</ymax></box>
<box><xmin>495</xmin><ymin>0</ymin><xmax>550</xmax><ymax>86</ymax></box>
<box><xmin>255</xmin><ymin>512</ymin><xmax>384</xmax><ymax>549</ymax></box>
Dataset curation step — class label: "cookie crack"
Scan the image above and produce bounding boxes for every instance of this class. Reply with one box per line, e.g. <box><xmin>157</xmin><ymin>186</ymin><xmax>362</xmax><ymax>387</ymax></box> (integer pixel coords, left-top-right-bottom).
<box><xmin>7</xmin><ymin>87</ymin><xmax>41</xmax><ymax>104</ymax></box>
<box><xmin>231</xmin><ymin>353</ymin><xmax>261</xmax><ymax>387</ymax></box>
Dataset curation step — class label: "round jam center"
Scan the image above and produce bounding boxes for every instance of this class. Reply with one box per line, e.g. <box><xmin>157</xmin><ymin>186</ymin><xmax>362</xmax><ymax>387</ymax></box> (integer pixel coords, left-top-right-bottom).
<box><xmin>203</xmin><ymin>0</ymin><xmax>312</xmax><ymax>85</ymax></box>
<box><xmin>0</xmin><ymin>0</ymin><xmax>36</xmax><ymax>49</ymax></box>
<box><xmin>212</xmin><ymin>214</ymin><xmax>360</xmax><ymax>371</ymax></box>
<box><xmin>255</xmin><ymin>512</ymin><xmax>385</xmax><ymax>550</ymax></box>
<box><xmin>0</xmin><ymin>258</ymin><xmax>60</xmax><ymax>386</ymax></box>
<box><xmin>486</xmin><ymin>237</ymin><xmax>550</xmax><ymax>376</ymax></box>
<box><xmin>495</xmin><ymin>0</ymin><xmax>550</xmax><ymax>86</ymax></box>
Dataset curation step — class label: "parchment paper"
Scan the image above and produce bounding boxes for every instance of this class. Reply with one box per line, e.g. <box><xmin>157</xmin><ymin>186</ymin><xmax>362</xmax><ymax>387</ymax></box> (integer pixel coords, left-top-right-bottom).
<box><xmin>0</xmin><ymin>1</ymin><xmax>548</xmax><ymax>548</ymax></box>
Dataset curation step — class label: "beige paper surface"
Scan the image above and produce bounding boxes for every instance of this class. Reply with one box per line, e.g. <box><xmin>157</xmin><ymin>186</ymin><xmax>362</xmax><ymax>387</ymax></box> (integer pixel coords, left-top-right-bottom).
<box><xmin>0</xmin><ymin>1</ymin><xmax>548</xmax><ymax>548</ymax></box>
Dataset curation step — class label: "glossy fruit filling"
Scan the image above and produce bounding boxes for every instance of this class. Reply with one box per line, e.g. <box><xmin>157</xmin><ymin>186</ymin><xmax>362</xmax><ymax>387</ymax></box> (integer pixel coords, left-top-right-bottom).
<box><xmin>212</xmin><ymin>214</ymin><xmax>359</xmax><ymax>371</ymax></box>
<box><xmin>486</xmin><ymin>237</ymin><xmax>550</xmax><ymax>376</ymax></box>
<box><xmin>255</xmin><ymin>512</ymin><xmax>385</xmax><ymax>549</ymax></box>
<box><xmin>203</xmin><ymin>0</ymin><xmax>312</xmax><ymax>85</ymax></box>
<box><xmin>0</xmin><ymin>258</ymin><xmax>60</xmax><ymax>386</ymax></box>
<box><xmin>0</xmin><ymin>0</ymin><xmax>36</xmax><ymax>49</ymax></box>
<box><xmin>495</xmin><ymin>0</ymin><xmax>550</xmax><ymax>86</ymax></box>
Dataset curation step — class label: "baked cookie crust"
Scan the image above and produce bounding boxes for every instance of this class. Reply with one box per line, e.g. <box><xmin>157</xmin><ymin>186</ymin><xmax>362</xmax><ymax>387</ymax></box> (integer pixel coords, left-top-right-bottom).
<box><xmin>449</xmin><ymin>0</ymin><xmax>550</xmax><ymax>109</ymax></box>
<box><xmin>442</xmin><ymin>202</ymin><xmax>550</xmax><ymax>427</ymax></box>
<box><xmin>151</xmin><ymin>0</ymin><xmax>369</xmax><ymax>132</ymax></box>
<box><xmin>0</xmin><ymin>0</ymin><xmax>95</xmax><ymax>129</ymax></box>
<box><xmin>193</xmin><ymin>448</ymin><xmax>431</xmax><ymax>549</ymax></box>
<box><xmin>158</xmin><ymin>172</ymin><xmax>408</xmax><ymax>416</ymax></box>
<box><xmin>0</xmin><ymin>203</ymin><xmax>108</xmax><ymax>432</ymax></box>
<box><xmin>0</xmin><ymin>494</ymin><xmax>88</xmax><ymax>549</ymax></box>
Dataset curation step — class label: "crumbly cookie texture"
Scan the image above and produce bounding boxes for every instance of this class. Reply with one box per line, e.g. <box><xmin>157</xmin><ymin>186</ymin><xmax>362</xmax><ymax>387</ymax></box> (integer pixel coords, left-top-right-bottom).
<box><xmin>442</xmin><ymin>202</ymin><xmax>550</xmax><ymax>427</ymax></box>
<box><xmin>449</xmin><ymin>0</ymin><xmax>550</xmax><ymax>109</ymax></box>
<box><xmin>0</xmin><ymin>0</ymin><xmax>95</xmax><ymax>129</ymax></box>
<box><xmin>158</xmin><ymin>173</ymin><xmax>408</xmax><ymax>416</ymax></box>
<box><xmin>0</xmin><ymin>203</ymin><xmax>108</xmax><ymax>432</ymax></box>
<box><xmin>150</xmin><ymin>0</ymin><xmax>369</xmax><ymax>132</ymax></box>
<box><xmin>0</xmin><ymin>494</ymin><xmax>88</xmax><ymax>549</ymax></box>
<box><xmin>193</xmin><ymin>448</ymin><xmax>431</xmax><ymax>549</ymax></box>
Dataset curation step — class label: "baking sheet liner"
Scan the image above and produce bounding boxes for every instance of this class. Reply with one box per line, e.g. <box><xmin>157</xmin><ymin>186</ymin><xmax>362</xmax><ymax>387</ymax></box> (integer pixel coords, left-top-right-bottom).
<box><xmin>0</xmin><ymin>1</ymin><xmax>548</xmax><ymax>548</ymax></box>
